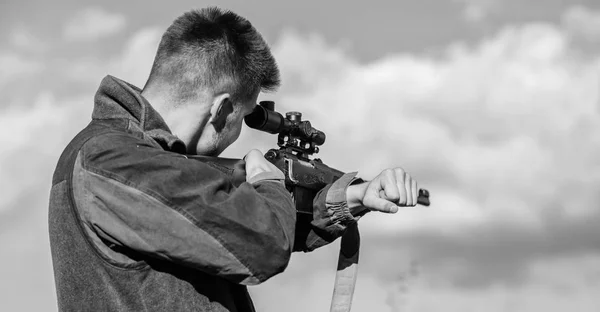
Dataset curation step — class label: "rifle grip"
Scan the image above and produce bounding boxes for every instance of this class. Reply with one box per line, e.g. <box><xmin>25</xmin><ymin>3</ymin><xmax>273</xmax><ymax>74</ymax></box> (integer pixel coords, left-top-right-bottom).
<box><xmin>417</xmin><ymin>189</ymin><xmax>430</xmax><ymax>206</ymax></box>
<box><xmin>378</xmin><ymin>188</ymin><xmax>430</xmax><ymax>207</ymax></box>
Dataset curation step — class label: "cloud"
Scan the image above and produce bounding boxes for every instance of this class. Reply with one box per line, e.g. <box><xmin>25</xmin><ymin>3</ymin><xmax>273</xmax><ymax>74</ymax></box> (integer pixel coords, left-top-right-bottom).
<box><xmin>375</xmin><ymin>256</ymin><xmax>600</xmax><ymax>312</ymax></box>
<box><xmin>454</xmin><ymin>0</ymin><xmax>498</xmax><ymax>23</ymax></box>
<box><xmin>0</xmin><ymin>51</ymin><xmax>44</xmax><ymax>89</ymax></box>
<box><xmin>0</xmin><ymin>27</ymin><xmax>159</xmax><ymax>310</ymax></box>
<box><xmin>0</xmin><ymin>26</ymin><xmax>162</xmax><ymax>217</ymax></box>
<box><xmin>262</xmin><ymin>22</ymin><xmax>600</xmax><ymax>234</ymax></box>
<box><xmin>0</xmin><ymin>92</ymin><xmax>92</xmax><ymax>311</ymax></box>
<box><xmin>562</xmin><ymin>5</ymin><xmax>600</xmax><ymax>41</ymax></box>
<box><xmin>63</xmin><ymin>7</ymin><xmax>127</xmax><ymax>42</ymax></box>
<box><xmin>251</xmin><ymin>263</ymin><xmax>393</xmax><ymax>312</ymax></box>
<box><xmin>61</xmin><ymin>27</ymin><xmax>162</xmax><ymax>87</ymax></box>
<box><xmin>0</xmin><ymin>93</ymin><xmax>90</xmax><ymax>215</ymax></box>
<box><xmin>9</xmin><ymin>27</ymin><xmax>46</xmax><ymax>52</ymax></box>
<box><xmin>252</xmin><ymin>253</ymin><xmax>600</xmax><ymax>312</ymax></box>
<box><xmin>235</xmin><ymin>19</ymin><xmax>600</xmax><ymax>310</ymax></box>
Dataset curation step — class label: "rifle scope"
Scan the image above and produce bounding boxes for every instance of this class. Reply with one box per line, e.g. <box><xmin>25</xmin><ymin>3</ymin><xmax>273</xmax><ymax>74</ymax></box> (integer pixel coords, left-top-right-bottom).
<box><xmin>244</xmin><ymin>101</ymin><xmax>326</xmax><ymax>146</ymax></box>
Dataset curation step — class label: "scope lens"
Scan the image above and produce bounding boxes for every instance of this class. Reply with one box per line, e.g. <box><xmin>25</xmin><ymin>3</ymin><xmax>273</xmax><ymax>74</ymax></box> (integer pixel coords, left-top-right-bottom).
<box><xmin>244</xmin><ymin>105</ymin><xmax>285</xmax><ymax>134</ymax></box>
<box><xmin>244</xmin><ymin>105</ymin><xmax>268</xmax><ymax>129</ymax></box>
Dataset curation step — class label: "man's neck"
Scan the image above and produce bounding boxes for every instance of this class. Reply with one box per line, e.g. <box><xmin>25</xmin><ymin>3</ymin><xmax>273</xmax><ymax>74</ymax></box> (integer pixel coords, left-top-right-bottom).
<box><xmin>141</xmin><ymin>89</ymin><xmax>211</xmax><ymax>150</ymax></box>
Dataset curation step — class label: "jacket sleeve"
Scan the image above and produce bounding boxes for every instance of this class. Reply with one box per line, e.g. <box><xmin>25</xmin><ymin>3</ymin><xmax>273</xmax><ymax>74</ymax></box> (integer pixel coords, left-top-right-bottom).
<box><xmin>293</xmin><ymin>173</ymin><xmax>366</xmax><ymax>252</ymax></box>
<box><xmin>72</xmin><ymin>131</ymin><xmax>295</xmax><ymax>285</ymax></box>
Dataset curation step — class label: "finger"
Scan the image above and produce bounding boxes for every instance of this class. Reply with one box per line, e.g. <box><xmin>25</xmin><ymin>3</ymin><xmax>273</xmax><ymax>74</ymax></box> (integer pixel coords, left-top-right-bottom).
<box><xmin>382</xmin><ymin>170</ymin><xmax>400</xmax><ymax>202</ymax></box>
<box><xmin>365</xmin><ymin>180</ymin><xmax>398</xmax><ymax>213</ymax></box>
<box><xmin>411</xmin><ymin>179</ymin><xmax>418</xmax><ymax>207</ymax></box>
<box><xmin>243</xmin><ymin>149</ymin><xmax>262</xmax><ymax>161</ymax></box>
<box><xmin>404</xmin><ymin>173</ymin><xmax>413</xmax><ymax>206</ymax></box>
<box><xmin>395</xmin><ymin>168</ymin><xmax>407</xmax><ymax>206</ymax></box>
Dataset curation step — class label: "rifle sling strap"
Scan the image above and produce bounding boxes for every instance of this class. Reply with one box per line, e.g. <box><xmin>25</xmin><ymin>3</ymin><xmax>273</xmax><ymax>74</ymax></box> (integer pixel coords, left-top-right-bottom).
<box><xmin>330</xmin><ymin>223</ymin><xmax>360</xmax><ymax>312</ymax></box>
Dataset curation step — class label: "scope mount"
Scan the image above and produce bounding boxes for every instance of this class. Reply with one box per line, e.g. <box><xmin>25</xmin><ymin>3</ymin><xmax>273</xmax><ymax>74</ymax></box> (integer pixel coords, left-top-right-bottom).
<box><xmin>249</xmin><ymin>101</ymin><xmax>325</xmax><ymax>159</ymax></box>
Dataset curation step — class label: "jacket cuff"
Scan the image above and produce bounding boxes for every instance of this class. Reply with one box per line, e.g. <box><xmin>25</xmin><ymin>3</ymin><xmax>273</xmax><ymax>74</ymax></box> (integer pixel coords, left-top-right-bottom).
<box><xmin>325</xmin><ymin>172</ymin><xmax>361</xmax><ymax>226</ymax></box>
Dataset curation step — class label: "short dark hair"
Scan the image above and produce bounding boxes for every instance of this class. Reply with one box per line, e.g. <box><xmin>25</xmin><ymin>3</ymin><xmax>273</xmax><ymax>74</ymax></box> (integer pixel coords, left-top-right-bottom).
<box><xmin>144</xmin><ymin>7</ymin><xmax>280</xmax><ymax>101</ymax></box>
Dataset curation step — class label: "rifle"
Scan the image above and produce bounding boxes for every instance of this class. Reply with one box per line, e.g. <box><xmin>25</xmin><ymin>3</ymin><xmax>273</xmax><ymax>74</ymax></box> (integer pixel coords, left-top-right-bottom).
<box><xmin>243</xmin><ymin>101</ymin><xmax>430</xmax><ymax>211</ymax></box>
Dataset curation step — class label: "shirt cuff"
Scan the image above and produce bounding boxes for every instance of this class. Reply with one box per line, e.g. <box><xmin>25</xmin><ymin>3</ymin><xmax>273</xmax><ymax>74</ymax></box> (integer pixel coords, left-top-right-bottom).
<box><xmin>325</xmin><ymin>172</ymin><xmax>362</xmax><ymax>226</ymax></box>
<box><xmin>247</xmin><ymin>171</ymin><xmax>285</xmax><ymax>185</ymax></box>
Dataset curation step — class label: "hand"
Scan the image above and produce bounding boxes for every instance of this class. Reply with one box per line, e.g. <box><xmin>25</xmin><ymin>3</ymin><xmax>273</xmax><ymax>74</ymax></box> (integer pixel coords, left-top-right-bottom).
<box><xmin>243</xmin><ymin>149</ymin><xmax>285</xmax><ymax>184</ymax></box>
<box><xmin>346</xmin><ymin>168</ymin><xmax>418</xmax><ymax>214</ymax></box>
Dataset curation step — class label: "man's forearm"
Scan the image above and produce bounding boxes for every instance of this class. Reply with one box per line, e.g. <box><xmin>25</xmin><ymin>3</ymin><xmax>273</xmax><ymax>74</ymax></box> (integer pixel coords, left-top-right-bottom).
<box><xmin>346</xmin><ymin>182</ymin><xmax>370</xmax><ymax>216</ymax></box>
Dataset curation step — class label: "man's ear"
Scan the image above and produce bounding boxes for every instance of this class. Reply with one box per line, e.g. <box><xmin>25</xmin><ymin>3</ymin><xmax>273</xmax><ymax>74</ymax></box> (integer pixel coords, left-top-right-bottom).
<box><xmin>209</xmin><ymin>93</ymin><xmax>233</xmax><ymax>132</ymax></box>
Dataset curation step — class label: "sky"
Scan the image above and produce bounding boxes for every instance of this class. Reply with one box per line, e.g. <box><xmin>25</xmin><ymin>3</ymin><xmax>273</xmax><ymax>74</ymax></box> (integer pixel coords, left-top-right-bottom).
<box><xmin>1</xmin><ymin>0</ymin><xmax>600</xmax><ymax>311</ymax></box>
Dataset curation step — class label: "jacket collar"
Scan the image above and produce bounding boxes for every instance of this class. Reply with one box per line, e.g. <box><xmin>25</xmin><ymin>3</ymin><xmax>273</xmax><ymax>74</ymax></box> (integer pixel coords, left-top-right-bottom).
<box><xmin>92</xmin><ymin>75</ymin><xmax>186</xmax><ymax>153</ymax></box>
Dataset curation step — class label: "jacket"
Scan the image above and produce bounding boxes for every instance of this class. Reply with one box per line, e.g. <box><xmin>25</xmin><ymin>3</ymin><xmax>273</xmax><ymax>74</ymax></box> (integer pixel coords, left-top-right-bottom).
<box><xmin>48</xmin><ymin>75</ymin><xmax>359</xmax><ymax>311</ymax></box>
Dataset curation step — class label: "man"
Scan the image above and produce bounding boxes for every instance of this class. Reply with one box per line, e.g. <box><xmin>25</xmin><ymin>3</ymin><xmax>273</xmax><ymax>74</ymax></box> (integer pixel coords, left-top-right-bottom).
<box><xmin>49</xmin><ymin>7</ymin><xmax>419</xmax><ymax>312</ymax></box>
